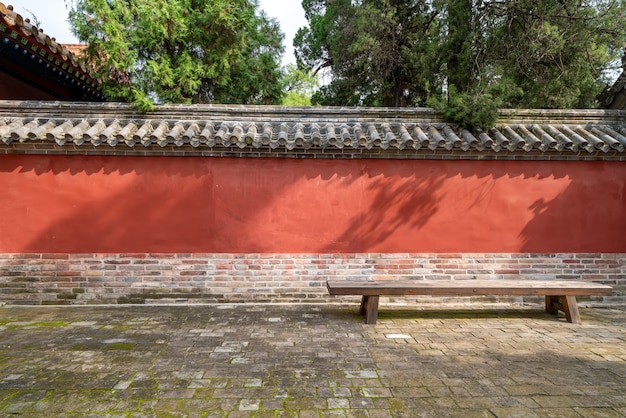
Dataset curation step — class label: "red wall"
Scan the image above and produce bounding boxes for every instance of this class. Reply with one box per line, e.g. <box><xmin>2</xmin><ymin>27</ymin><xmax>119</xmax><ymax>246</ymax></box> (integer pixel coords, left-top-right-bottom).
<box><xmin>0</xmin><ymin>155</ymin><xmax>624</xmax><ymax>253</ymax></box>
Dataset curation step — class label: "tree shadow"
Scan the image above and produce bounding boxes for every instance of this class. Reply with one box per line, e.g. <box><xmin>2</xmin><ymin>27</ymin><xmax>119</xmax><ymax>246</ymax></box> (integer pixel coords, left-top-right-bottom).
<box><xmin>319</xmin><ymin>172</ymin><xmax>445</xmax><ymax>252</ymax></box>
<box><xmin>0</xmin><ymin>155</ymin><xmax>213</xmax><ymax>253</ymax></box>
<box><xmin>519</xmin><ymin>161</ymin><xmax>626</xmax><ymax>253</ymax></box>
<box><xmin>317</xmin><ymin>160</ymin><xmax>574</xmax><ymax>253</ymax></box>
<box><xmin>1</xmin><ymin>156</ymin><xmax>623</xmax><ymax>254</ymax></box>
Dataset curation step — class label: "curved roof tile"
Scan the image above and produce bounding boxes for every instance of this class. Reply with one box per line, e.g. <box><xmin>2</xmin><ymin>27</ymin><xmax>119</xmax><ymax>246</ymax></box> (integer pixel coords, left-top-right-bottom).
<box><xmin>1</xmin><ymin>101</ymin><xmax>625</xmax><ymax>159</ymax></box>
<box><xmin>0</xmin><ymin>3</ymin><xmax>103</xmax><ymax>100</ymax></box>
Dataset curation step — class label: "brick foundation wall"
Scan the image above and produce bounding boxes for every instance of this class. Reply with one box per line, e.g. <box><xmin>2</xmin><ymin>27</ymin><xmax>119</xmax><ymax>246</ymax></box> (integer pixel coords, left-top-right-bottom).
<box><xmin>1</xmin><ymin>253</ymin><xmax>624</xmax><ymax>306</ymax></box>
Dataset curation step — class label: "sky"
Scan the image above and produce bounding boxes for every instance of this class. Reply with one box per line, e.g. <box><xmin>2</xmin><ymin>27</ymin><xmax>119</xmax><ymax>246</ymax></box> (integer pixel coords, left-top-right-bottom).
<box><xmin>6</xmin><ymin>0</ymin><xmax>307</xmax><ymax>66</ymax></box>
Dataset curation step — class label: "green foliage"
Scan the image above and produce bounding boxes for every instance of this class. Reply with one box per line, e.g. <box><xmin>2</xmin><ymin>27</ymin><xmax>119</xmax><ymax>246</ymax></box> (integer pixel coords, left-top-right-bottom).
<box><xmin>486</xmin><ymin>0</ymin><xmax>626</xmax><ymax>109</ymax></box>
<box><xmin>428</xmin><ymin>87</ymin><xmax>501</xmax><ymax>131</ymax></box>
<box><xmin>296</xmin><ymin>0</ymin><xmax>444</xmax><ymax>107</ymax></box>
<box><xmin>283</xmin><ymin>92</ymin><xmax>312</xmax><ymax>106</ymax></box>
<box><xmin>295</xmin><ymin>0</ymin><xmax>626</xmax><ymax>129</ymax></box>
<box><xmin>281</xmin><ymin>64</ymin><xmax>318</xmax><ymax>106</ymax></box>
<box><xmin>68</xmin><ymin>0</ymin><xmax>285</xmax><ymax>108</ymax></box>
<box><xmin>445</xmin><ymin>0</ymin><xmax>476</xmax><ymax>92</ymax></box>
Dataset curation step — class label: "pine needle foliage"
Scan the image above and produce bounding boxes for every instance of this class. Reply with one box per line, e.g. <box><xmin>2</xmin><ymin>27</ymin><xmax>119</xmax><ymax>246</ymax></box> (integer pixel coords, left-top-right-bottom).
<box><xmin>69</xmin><ymin>0</ymin><xmax>285</xmax><ymax>110</ymax></box>
<box><xmin>295</xmin><ymin>0</ymin><xmax>626</xmax><ymax>129</ymax></box>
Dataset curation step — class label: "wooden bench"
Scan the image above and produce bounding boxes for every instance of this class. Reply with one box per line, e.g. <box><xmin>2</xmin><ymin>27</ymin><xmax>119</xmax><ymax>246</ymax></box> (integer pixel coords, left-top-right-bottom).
<box><xmin>326</xmin><ymin>279</ymin><xmax>613</xmax><ymax>324</ymax></box>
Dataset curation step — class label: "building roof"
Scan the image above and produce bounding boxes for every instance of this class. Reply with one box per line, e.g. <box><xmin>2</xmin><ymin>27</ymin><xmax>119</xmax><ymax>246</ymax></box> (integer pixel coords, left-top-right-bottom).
<box><xmin>1</xmin><ymin>101</ymin><xmax>625</xmax><ymax>160</ymax></box>
<box><xmin>0</xmin><ymin>3</ymin><xmax>103</xmax><ymax>101</ymax></box>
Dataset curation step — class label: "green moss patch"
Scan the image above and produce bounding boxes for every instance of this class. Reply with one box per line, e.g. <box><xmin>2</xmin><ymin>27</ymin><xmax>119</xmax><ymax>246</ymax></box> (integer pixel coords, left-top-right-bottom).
<box><xmin>30</xmin><ymin>321</ymin><xmax>70</xmax><ymax>327</ymax></box>
<box><xmin>102</xmin><ymin>342</ymin><xmax>135</xmax><ymax>351</ymax></box>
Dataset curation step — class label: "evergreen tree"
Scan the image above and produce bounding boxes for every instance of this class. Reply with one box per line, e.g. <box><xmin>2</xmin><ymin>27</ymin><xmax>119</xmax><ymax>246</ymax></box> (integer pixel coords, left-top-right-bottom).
<box><xmin>68</xmin><ymin>0</ymin><xmax>285</xmax><ymax>109</ymax></box>
<box><xmin>282</xmin><ymin>64</ymin><xmax>319</xmax><ymax>106</ymax></box>
<box><xmin>446</xmin><ymin>0</ymin><xmax>475</xmax><ymax>94</ymax></box>
<box><xmin>484</xmin><ymin>0</ymin><xmax>625</xmax><ymax>109</ymax></box>
<box><xmin>295</xmin><ymin>0</ymin><xmax>626</xmax><ymax>128</ymax></box>
<box><xmin>295</xmin><ymin>0</ymin><xmax>444</xmax><ymax>107</ymax></box>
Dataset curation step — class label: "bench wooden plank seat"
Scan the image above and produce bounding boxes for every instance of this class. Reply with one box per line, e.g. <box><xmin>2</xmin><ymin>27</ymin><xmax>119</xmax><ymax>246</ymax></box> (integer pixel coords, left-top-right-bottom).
<box><xmin>326</xmin><ymin>279</ymin><xmax>613</xmax><ymax>325</ymax></box>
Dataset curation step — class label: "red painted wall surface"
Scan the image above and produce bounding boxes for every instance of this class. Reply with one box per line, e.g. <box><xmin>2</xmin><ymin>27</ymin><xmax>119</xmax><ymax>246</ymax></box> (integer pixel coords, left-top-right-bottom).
<box><xmin>0</xmin><ymin>155</ymin><xmax>624</xmax><ymax>253</ymax></box>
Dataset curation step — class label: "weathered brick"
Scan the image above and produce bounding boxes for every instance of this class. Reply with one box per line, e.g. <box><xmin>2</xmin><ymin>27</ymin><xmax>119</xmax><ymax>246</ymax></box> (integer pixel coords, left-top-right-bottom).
<box><xmin>1</xmin><ymin>253</ymin><xmax>625</xmax><ymax>305</ymax></box>
<box><xmin>41</xmin><ymin>254</ymin><xmax>70</xmax><ymax>260</ymax></box>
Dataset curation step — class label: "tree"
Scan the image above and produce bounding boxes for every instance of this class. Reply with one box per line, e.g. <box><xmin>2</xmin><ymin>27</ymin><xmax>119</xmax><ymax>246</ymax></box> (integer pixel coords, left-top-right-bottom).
<box><xmin>445</xmin><ymin>0</ymin><xmax>475</xmax><ymax>93</ymax></box>
<box><xmin>484</xmin><ymin>0</ymin><xmax>626</xmax><ymax>109</ymax></box>
<box><xmin>295</xmin><ymin>0</ymin><xmax>444</xmax><ymax>107</ymax></box>
<box><xmin>282</xmin><ymin>64</ymin><xmax>319</xmax><ymax>106</ymax></box>
<box><xmin>295</xmin><ymin>0</ymin><xmax>626</xmax><ymax>128</ymax></box>
<box><xmin>68</xmin><ymin>0</ymin><xmax>285</xmax><ymax>109</ymax></box>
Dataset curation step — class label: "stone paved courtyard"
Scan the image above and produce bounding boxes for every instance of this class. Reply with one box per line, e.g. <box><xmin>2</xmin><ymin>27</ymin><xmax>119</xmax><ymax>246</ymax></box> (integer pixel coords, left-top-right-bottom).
<box><xmin>0</xmin><ymin>303</ymin><xmax>625</xmax><ymax>417</ymax></box>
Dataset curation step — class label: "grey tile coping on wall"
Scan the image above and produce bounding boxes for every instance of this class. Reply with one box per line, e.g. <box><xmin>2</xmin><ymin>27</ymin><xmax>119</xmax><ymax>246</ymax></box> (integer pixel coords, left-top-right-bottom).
<box><xmin>1</xmin><ymin>101</ymin><xmax>625</xmax><ymax>159</ymax></box>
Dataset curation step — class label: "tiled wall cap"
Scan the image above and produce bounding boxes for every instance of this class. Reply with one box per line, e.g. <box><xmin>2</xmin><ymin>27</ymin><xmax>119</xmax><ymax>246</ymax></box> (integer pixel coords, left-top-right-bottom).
<box><xmin>1</xmin><ymin>101</ymin><xmax>625</xmax><ymax>156</ymax></box>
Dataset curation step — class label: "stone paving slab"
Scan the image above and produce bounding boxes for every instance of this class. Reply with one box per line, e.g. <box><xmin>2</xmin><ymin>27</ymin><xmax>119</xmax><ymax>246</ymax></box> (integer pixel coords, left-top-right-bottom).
<box><xmin>0</xmin><ymin>304</ymin><xmax>625</xmax><ymax>417</ymax></box>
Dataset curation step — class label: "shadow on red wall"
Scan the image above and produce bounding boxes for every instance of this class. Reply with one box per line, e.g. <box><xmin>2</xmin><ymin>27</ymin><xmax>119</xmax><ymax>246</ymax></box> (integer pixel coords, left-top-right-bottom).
<box><xmin>318</xmin><ymin>168</ymin><xmax>445</xmax><ymax>252</ymax></box>
<box><xmin>1</xmin><ymin>155</ymin><xmax>214</xmax><ymax>253</ymax></box>
<box><xmin>519</xmin><ymin>162</ymin><xmax>626</xmax><ymax>253</ymax></box>
<box><xmin>0</xmin><ymin>155</ymin><xmax>624</xmax><ymax>253</ymax></box>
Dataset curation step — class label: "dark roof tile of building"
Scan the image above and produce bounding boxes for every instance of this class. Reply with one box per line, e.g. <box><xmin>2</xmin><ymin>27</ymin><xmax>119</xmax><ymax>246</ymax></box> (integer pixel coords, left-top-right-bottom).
<box><xmin>0</xmin><ymin>3</ymin><xmax>103</xmax><ymax>100</ymax></box>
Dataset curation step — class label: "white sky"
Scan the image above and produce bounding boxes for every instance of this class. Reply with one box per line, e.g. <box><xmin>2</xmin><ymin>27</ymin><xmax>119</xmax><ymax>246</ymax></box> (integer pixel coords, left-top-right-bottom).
<box><xmin>6</xmin><ymin>0</ymin><xmax>306</xmax><ymax>66</ymax></box>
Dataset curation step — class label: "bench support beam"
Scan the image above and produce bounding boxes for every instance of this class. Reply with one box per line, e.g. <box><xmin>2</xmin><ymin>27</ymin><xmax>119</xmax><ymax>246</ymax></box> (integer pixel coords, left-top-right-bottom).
<box><xmin>546</xmin><ymin>295</ymin><xmax>581</xmax><ymax>324</ymax></box>
<box><xmin>360</xmin><ymin>295</ymin><xmax>380</xmax><ymax>325</ymax></box>
<box><xmin>362</xmin><ymin>294</ymin><xmax>583</xmax><ymax>325</ymax></box>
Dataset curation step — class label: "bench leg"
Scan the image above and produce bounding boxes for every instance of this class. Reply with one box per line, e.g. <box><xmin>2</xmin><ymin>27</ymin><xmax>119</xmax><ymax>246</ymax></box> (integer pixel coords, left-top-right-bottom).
<box><xmin>546</xmin><ymin>295</ymin><xmax>581</xmax><ymax>324</ymax></box>
<box><xmin>561</xmin><ymin>295</ymin><xmax>581</xmax><ymax>324</ymax></box>
<box><xmin>546</xmin><ymin>296</ymin><xmax>558</xmax><ymax>315</ymax></box>
<box><xmin>359</xmin><ymin>296</ymin><xmax>368</xmax><ymax>316</ymax></box>
<box><xmin>359</xmin><ymin>295</ymin><xmax>380</xmax><ymax>324</ymax></box>
<box><xmin>364</xmin><ymin>295</ymin><xmax>379</xmax><ymax>324</ymax></box>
